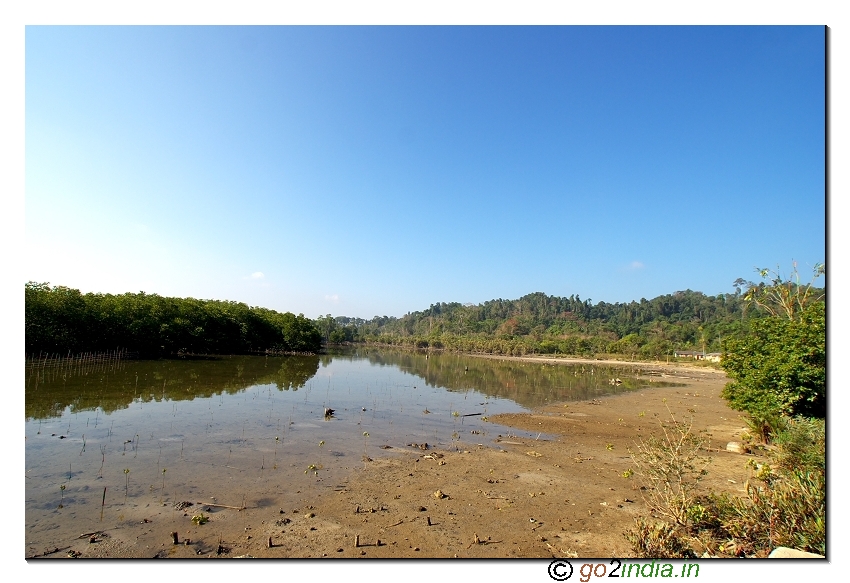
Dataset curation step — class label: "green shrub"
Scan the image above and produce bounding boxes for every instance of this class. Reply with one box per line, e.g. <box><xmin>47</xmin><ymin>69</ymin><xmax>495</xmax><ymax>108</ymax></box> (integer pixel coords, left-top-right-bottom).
<box><xmin>708</xmin><ymin>469</ymin><xmax>824</xmax><ymax>556</ymax></box>
<box><xmin>721</xmin><ymin>302</ymin><xmax>825</xmax><ymax>420</ymax></box>
<box><xmin>683</xmin><ymin>417</ymin><xmax>825</xmax><ymax>557</ymax></box>
<box><xmin>772</xmin><ymin>417</ymin><xmax>825</xmax><ymax>475</ymax></box>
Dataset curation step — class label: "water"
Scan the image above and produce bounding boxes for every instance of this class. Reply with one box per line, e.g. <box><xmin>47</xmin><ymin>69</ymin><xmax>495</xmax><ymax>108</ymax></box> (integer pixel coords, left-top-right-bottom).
<box><xmin>24</xmin><ymin>348</ymin><xmax>671</xmax><ymax>551</ymax></box>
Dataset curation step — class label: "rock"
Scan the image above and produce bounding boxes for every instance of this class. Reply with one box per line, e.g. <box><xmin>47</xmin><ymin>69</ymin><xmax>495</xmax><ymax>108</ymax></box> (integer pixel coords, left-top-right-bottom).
<box><xmin>726</xmin><ymin>441</ymin><xmax>744</xmax><ymax>454</ymax></box>
<box><xmin>768</xmin><ymin>547</ymin><xmax>824</xmax><ymax>558</ymax></box>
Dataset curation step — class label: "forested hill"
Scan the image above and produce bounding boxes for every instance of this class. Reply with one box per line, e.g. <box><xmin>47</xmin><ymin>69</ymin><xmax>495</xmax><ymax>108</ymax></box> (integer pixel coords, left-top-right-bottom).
<box><xmin>321</xmin><ymin>290</ymin><xmax>787</xmax><ymax>358</ymax></box>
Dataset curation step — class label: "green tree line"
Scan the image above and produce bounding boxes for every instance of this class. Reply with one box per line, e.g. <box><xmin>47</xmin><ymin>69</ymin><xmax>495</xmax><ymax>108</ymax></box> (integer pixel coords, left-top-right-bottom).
<box><xmin>25</xmin><ymin>282</ymin><xmax>323</xmax><ymax>357</ymax></box>
<box><xmin>327</xmin><ymin>288</ymin><xmax>799</xmax><ymax>359</ymax></box>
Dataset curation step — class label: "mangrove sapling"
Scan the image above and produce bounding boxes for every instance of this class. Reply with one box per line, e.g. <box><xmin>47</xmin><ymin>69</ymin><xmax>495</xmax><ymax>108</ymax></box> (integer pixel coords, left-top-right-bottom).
<box><xmin>99</xmin><ymin>445</ymin><xmax>107</xmax><ymax>478</ymax></box>
<box><xmin>362</xmin><ymin>432</ymin><xmax>370</xmax><ymax>458</ymax></box>
<box><xmin>161</xmin><ymin>469</ymin><xmax>167</xmax><ymax>497</ymax></box>
<box><xmin>124</xmin><ymin>468</ymin><xmax>130</xmax><ymax>503</ymax></box>
<box><xmin>59</xmin><ymin>484</ymin><xmax>65</xmax><ymax>508</ymax></box>
<box><xmin>80</xmin><ymin>434</ymin><xmax>86</xmax><ymax>455</ymax></box>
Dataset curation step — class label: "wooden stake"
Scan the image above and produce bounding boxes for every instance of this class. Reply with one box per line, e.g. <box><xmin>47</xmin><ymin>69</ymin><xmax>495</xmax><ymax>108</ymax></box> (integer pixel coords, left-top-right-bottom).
<box><xmin>171</xmin><ymin>532</ymin><xmax>179</xmax><ymax>545</ymax></box>
<box><xmin>426</xmin><ymin>516</ymin><xmax>432</xmax><ymax>526</ymax></box>
<box><xmin>354</xmin><ymin>535</ymin><xmax>360</xmax><ymax>548</ymax></box>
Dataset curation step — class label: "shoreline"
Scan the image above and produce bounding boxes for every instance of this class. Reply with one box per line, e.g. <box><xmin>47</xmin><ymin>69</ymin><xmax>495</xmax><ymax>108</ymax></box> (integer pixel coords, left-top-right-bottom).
<box><xmin>463</xmin><ymin>352</ymin><xmax>726</xmax><ymax>376</ymax></box>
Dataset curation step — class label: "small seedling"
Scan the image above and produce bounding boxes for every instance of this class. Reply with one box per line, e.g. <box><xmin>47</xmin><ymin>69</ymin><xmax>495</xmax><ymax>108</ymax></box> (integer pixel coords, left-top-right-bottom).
<box><xmin>622</xmin><ymin>469</ymin><xmax>634</xmax><ymax>478</ymax></box>
<box><xmin>59</xmin><ymin>484</ymin><xmax>66</xmax><ymax>508</ymax></box>
<box><xmin>638</xmin><ymin>411</ymin><xmax>645</xmax><ymax>417</ymax></box>
<box><xmin>452</xmin><ymin>411</ymin><xmax>460</xmax><ymax>417</ymax></box>
<box><xmin>606</xmin><ymin>443</ymin><xmax>614</xmax><ymax>450</ymax></box>
<box><xmin>124</xmin><ymin>468</ymin><xmax>130</xmax><ymax>502</ymax></box>
<box><xmin>191</xmin><ymin>513</ymin><xmax>209</xmax><ymax>525</ymax></box>
<box><xmin>161</xmin><ymin>468</ymin><xmax>167</xmax><ymax>494</ymax></box>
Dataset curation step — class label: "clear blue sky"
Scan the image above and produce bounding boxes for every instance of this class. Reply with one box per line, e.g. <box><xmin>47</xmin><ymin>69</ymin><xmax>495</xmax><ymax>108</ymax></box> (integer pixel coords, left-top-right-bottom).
<box><xmin>25</xmin><ymin>26</ymin><xmax>825</xmax><ymax>319</ymax></box>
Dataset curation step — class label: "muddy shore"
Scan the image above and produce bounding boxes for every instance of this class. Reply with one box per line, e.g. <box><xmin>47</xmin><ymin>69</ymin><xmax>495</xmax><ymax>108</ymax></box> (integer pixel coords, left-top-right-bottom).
<box><xmin>28</xmin><ymin>357</ymin><xmax>753</xmax><ymax>559</ymax></box>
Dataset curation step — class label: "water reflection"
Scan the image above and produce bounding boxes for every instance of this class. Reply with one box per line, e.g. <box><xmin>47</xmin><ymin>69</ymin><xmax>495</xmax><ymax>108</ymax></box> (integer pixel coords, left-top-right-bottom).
<box><xmin>26</xmin><ymin>350</ymin><xmax>676</xmax><ymax>421</ymax></box>
<box><xmin>331</xmin><ymin>348</ymin><xmax>664</xmax><ymax>408</ymax></box>
<box><xmin>26</xmin><ymin>354</ymin><xmax>321</xmax><ymax>420</ymax></box>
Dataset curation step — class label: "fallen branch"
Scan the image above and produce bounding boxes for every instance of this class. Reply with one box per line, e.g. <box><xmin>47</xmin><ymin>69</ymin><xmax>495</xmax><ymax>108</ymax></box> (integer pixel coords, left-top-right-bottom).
<box><xmin>196</xmin><ymin>502</ymin><xmax>246</xmax><ymax>510</ymax></box>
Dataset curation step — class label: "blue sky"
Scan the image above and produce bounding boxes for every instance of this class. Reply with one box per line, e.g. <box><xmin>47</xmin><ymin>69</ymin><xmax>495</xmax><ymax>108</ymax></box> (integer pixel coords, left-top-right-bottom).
<box><xmin>25</xmin><ymin>25</ymin><xmax>825</xmax><ymax>319</ymax></box>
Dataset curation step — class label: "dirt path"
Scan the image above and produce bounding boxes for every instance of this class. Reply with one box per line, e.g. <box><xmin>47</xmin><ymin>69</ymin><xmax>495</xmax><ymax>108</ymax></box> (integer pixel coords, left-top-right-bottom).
<box><xmin>31</xmin><ymin>360</ymin><xmax>755</xmax><ymax>559</ymax></box>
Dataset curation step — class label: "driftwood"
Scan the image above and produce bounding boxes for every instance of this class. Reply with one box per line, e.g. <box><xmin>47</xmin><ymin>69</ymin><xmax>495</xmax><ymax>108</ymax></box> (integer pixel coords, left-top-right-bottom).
<box><xmin>197</xmin><ymin>502</ymin><xmax>246</xmax><ymax>510</ymax></box>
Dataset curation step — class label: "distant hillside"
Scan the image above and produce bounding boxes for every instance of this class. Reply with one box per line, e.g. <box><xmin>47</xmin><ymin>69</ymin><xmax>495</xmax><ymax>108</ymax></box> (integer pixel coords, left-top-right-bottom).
<box><xmin>318</xmin><ymin>289</ymin><xmax>792</xmax><ymax>359</ymax></box>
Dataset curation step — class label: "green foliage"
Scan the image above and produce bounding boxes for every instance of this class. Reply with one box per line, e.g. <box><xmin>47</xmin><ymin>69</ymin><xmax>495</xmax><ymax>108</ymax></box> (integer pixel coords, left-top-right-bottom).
<box><xmin>631</xmin><ymin>416</ymin><xmax>826</xmax><ymax>558</ymax></box>
<box><xmin>735</xmin><ymin>261</ymin><xmax>825</xmax><ymax>321</ymax></box>
<box><xmin>693</xmin><ymin>419</ymin><xmax>825</xmax><ymax>556</ymax></box>
<box><xmin>771</xmin><ymin>417</ymin><xmax>825</xmax><ymax>475</ymax></box>
<box><xmin>721</xmin><ymin>302</ymin><xmax>825</xmax><ymax>420</ymax></box>
<box><xmin>191</xmin><ymin>513</ymin><xmax>209</xmax><ymax>525</ymax></box>
<box><xmin>718</xmin><ymin>472</ymin><xmax>824</xmax><ymax>556</ymax></box>
<box><xmin>340</xmin><ymin>289</ymin><xmax>763</xmax><ymax>359</ymax></box>
<box><xmin>25</xmin><ymin>282</ymin><xmax>323</xmax><ymax>356</ymax></box>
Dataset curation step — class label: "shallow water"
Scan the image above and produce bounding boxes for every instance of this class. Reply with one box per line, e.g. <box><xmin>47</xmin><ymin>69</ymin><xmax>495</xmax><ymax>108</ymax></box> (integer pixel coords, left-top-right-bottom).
<box><xmin>24</xmin><ymin>348</ymin><xmax>670</xmax><ymax>551</ymax></box>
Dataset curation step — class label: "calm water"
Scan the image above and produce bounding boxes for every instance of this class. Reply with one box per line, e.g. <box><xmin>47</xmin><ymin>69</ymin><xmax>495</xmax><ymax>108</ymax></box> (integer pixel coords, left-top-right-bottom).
<box><xmin>24</xmin><ymin>348</ymin><xmax>670</xmax><ymax>549</ymax></box>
